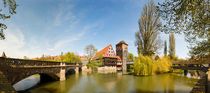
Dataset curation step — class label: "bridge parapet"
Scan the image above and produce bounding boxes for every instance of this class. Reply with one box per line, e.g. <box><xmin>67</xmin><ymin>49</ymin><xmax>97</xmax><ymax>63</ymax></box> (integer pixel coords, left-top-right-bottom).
<box><xmin>0</xmin><ymin>57</ymin><xmax>77</xmax><ymax>67</ymax></box>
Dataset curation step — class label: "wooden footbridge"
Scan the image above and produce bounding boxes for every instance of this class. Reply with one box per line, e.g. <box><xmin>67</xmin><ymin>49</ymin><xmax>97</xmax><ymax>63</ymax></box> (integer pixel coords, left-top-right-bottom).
<box><xmin>0</xmin><ymin>57</ymin><xmax>82</xmax><ymax>93</ymax></box>
<box><xmin>172</xmin><ymin>57</ymin><xmax>210</xmax><ymax>93</ymax></box>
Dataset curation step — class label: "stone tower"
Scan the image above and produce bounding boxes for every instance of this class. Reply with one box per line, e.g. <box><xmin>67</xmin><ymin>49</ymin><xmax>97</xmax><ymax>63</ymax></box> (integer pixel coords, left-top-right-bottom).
<box><xmin>116</xmin><ymin>41</ymin><xmax>128</xmax><ymax>73</ymax></box>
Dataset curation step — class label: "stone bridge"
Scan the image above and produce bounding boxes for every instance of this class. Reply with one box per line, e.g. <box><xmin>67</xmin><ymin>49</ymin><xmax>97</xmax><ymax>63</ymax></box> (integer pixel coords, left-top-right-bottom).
<box><xmin>0</xmin><ymin>57</ymin><xmax>82</xmax><ymax>92</ymax></box>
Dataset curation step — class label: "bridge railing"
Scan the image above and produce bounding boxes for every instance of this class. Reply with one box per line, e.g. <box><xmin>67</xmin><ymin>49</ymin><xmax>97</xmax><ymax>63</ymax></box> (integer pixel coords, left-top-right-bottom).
<box><xmin>0</xmin><ymin>57</ymin><xmax>78</xmax><ymax>67</ymax></box>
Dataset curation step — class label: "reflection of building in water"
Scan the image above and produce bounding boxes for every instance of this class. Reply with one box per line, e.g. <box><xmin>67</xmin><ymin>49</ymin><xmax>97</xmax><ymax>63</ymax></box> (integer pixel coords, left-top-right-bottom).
<box><xmin>92</xmin><ymin>41</ymin><xmax>128</xmax><ymax>71</ymax></box>
<box><xmin>59</xmin><ymin>81</ymin><xmax>66</xmax><ymax>93</ymax></box>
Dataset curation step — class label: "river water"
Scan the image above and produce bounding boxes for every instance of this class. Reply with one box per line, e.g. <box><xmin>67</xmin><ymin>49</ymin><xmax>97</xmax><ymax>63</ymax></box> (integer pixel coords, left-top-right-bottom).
<box><xmin>15</xmin><ymin>72</ymin><xmax>197</xmax><ymax>93</ymax></box>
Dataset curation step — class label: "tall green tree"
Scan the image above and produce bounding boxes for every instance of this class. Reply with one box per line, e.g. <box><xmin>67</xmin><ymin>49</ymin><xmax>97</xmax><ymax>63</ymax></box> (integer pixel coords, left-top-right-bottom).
<box><xmin>164</xmin><ymin>40</ymin><xmax>167</xmax><ymax>56</ymax></box>
<box><xmin>84</xmin><ymin>44</ymin><xmax>97</xmax><ymax>61</ymax></box>
<box><xmin>169</xmin><ymin>33</ymin><xmax>175</xmax><ymax>59</ymax></box>
<box><xmin>0</xmin><ymin>0</ymin><xmax>17</xmax><ymax>39</ymax></box>
<box><xmin>158</xmin><ymin>0</ymin><xmax>210</xmax><ymax>58</ymax></box>
<box><xmin>135</xmin><ymin>0</ymin><xmax>161</xmax><ymax>56</ymax></box>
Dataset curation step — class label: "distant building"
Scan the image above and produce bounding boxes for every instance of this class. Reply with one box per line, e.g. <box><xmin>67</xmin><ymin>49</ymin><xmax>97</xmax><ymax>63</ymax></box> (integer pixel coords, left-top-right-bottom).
<box><xmin>92</xmin><ymin>41</ymin><xmax>128</xmax><ymax>71</ymax></box>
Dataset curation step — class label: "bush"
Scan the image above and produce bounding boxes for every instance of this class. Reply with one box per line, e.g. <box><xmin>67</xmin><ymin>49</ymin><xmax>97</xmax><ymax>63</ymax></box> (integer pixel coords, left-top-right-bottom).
<box><xmin>134</xmin><ymin>55</ymin><xmax>155</xmax><ymax>76</ymax></box>
<box><xmin>155</xmin><ymin>56</ymin><xmax>171</xmax><ymax>73</ymax></box>
<box><xmin>134</xmin><ymin>55</ymin><xmax>172</xmax><ymax>76</ymax></box>
<box><xmin>86</xmin><ymin>60</ymin><xmax>103</xmax><ymax>70</ymax></box>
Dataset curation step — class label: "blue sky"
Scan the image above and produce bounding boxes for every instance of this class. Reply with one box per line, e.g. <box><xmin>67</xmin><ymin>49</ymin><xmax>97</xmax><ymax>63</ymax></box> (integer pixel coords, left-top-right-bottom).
<box><xmin>0</xmin><ymin>0</ymin><xmax>189</xmax><ymax>58</ymax></box>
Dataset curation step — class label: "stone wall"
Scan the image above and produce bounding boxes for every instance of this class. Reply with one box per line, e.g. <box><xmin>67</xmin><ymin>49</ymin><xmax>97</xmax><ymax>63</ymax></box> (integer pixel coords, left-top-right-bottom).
<box><xmin>0</xmin><ymin>70</ymin><xmax>16</xmax><ymax>93</ymax></box>
<box><xmin>97</xmin><ymin>66</ymin><xmax>117</xmax><ymax>73</ymax></box>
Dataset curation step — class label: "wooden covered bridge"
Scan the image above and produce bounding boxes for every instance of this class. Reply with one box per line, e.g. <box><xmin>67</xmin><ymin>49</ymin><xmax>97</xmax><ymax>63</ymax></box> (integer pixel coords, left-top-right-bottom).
<box><xmin>0</xmin><ymin>57</ymin><xmax>82</xmax><ymax>93</ymax></box>
<box><xmin>172</xmin><ymin>57</ymin><xmax>210</xmax><ymax>93</ymax></box>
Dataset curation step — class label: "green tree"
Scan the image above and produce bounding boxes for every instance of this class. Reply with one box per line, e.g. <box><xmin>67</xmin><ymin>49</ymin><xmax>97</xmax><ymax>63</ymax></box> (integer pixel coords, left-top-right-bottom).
<box><xmin>164</xmin><ymin>40</ymin><xmax>167</xmax><ymax>56</ymax></box>
<box><xmin>0</xmin><ymin>0</ymin><xmax>17</xmax><ymax>39</ymax></box>
<box><xmin>135</xmin><ymin>0</ymin><xmax>161</xmax><ymax>56</ymax></box>
<box><xmin>169</xmin><ymin>33</ymin><xmax>175</xmax><ymax>59</ymax></box>
<box><xmin>84</xmin><ymin>44</ymin><xmax>97</xmax><ymax>61</ymax></box>
<box><xmin>127</xmin><ymin>53</ymin><xmax>134</xmax><ymax>62</ymax></box>
<box><xmin>63</xmin><ymin>52</ymin><xmax>81</xmax><ymax>63</ymax></box>
<box><xmin>158</xmin><ymin>0</ymin><xmax>210</xmax><ymax>58</ymax></box>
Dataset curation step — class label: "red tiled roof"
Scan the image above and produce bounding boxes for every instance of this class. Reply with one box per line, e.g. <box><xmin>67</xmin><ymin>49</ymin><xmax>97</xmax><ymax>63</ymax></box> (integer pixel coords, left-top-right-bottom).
<box><xmin>92</xmin><ymin>44</ymin><xmax>121</xmax><ymax>61</ymax></box>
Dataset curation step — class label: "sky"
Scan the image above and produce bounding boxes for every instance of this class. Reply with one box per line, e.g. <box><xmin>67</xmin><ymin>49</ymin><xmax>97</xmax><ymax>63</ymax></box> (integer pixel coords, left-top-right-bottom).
<box><xmin>0</xmin><ymin>0</ymin><xmax>189</xmax><ymax>59</ymax></box>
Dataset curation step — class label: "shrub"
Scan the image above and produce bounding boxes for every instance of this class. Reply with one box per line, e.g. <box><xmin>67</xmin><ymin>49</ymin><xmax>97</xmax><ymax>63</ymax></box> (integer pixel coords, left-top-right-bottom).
<box><xmin>86</xmin><ymin>60</ymin><xmax>103</xmax><ymax>70</ymax></box>
<box><xmin>155</xmin><ymin>56</ymin><xmax>171</xmax><ymax>73</ymax></box>
<box><xmin>134</xmin><ymin>55</ymin><xmax>155</xmax><ymax>76</ymax></box>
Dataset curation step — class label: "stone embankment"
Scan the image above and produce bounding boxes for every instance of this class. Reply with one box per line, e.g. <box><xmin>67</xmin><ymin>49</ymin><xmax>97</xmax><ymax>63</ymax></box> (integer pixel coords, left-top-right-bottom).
<box><xmin>97</xmin><ymin>66</ymin><xmax>117</xmax><ymax>73</ymax></box>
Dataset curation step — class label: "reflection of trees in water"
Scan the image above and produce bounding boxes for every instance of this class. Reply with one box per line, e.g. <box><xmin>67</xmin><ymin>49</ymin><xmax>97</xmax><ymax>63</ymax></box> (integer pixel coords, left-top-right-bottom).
<box><xmin>134</xmin><ymin>74</ymin><xmax>175</xmax><ymax>93</ymax></box>
<box><xmin>92</xmin><ymin>73</ymin><xmax>120</xmax><ymax>92</ymax></box>
<box><xmin>172</xmin><ymin>73</ymin><xmax>198</xmax><ymax>87</ymax></box>
<box><xmin>28</xmin><ymin>73</ymin><xmax>195</xmax><ymax>93</ymax></box>
<box><xmin>91</xmin><ymin>73</ymin><xmax>135</xmax><ymax>93</ymax></box>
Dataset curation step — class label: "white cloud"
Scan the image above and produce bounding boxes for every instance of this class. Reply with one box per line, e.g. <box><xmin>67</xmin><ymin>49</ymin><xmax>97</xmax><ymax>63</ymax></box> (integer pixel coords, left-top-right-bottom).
<box><xmin>0</xmin><ymin>1</ymin><xmax>103</xmax><ymax>58</ymax></box>
<box><xmin>0</xmin><ymin>27</ymin><xmax>26</xmax><ymax>58</ymax></box>
<box><xmin>53</xmin><ymin>1</ymin><xmax>77</xmax><ymax>26</ymax></box>
<box><xmin>0</xmin><ymin>26</ymin><xmax>44</xmax><ymax>58</ymax></box>
<box><xmin>47</xmin><ymin>22</ymin><xmax>100</xmax><ymax>51</ymax></box>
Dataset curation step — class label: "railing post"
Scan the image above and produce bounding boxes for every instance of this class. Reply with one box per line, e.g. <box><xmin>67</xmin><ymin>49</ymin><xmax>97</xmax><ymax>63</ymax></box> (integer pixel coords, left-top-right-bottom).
<box><xmin>75</xmin><ymin>63</ymin><xmax>79</xmax><ymax>74</ymax></box>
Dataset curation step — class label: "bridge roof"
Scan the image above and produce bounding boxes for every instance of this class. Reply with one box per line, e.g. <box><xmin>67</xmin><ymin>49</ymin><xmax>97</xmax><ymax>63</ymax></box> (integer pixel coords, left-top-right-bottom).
<box><xmin>173</xmin><ymin>57</ymin><xmax>210</xmax><ymax>64</ymax></box>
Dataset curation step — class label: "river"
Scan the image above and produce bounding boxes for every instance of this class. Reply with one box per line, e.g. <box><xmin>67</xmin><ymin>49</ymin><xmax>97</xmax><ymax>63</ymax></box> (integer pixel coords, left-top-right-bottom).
<box><xmin>14</xmin><ymin>72</ymin><xmax>197</xmax><ymax>93</ymax></box>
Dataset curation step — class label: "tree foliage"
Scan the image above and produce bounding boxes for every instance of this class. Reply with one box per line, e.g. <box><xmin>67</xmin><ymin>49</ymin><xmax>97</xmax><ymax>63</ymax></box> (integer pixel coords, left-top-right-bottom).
<box><xmin>135</xmin><ymin>0</ymin><xmax>162</xmax><ymax>56</ymax></box>
<box><xmin>127</xmin><ymin>52</ymin><xmax>134</xmax><ymax>62</ymax></box>
<box><xmin>158</xmin><ymin>0</ymin><xmax>210</xmax><ymax>58</ymax></box>
<box><xmin>86</xmin><ymin>60</ymin><xmax>103</xmax><ymax>70</ymax></box>
<box><xmin>0</xmin><ymin>0</ymin><xmax>17</xmax><ymax>39</ymax></box>
<box><xmin>169</xmin><ymin>33</ymin><xmax>175</xmax><ymax>59</ymax></box>
<box><xmin>134</xmin><ymin>55</ymin><xmax>171</xmax><ymax>76</ymax></box>
<box><xmin>35</xmin><ymin>52</ymin><xmax>81</xmax><ymax>63</ymax></box>
<box><xmin>84</xmin><ymin>44</ymin><xmax>97</xmax><ymax>61</ymax></box>
<box><xmin>62</xmin><ymin>52</ymin><xmax>81</xmax><ymax>63</ymax></box>
<box><xmin>134</xmin><ymin>55</ymin><xmax>154</xmax><ymax>76</ymax></box>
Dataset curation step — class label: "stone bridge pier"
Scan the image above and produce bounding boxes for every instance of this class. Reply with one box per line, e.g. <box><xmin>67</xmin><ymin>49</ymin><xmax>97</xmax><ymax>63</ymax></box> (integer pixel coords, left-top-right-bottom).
<box><xmin>59</xmin><ymin>63</ymin><xmax>66</xmax><ymax>81</ymax></box>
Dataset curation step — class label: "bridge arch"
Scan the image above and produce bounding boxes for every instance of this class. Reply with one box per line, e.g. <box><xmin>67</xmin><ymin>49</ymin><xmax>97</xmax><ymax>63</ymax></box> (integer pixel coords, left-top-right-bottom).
<box><xmin>65</xmin><ymin>68</ymin><xmax>76</xmax><ymax>76</ymax></box>
<box><xmin>12</xmin><ymin>73</ymin><xmax>60</xmax><ymax>91</ymax></box>
<box><xmin>11</xmin><ymin>72</ymin><xmax>60</xmax><ymax>85</ymax></box>
<box><xmin>12</xmin><ymin>73</ymin><xmax>60</xmax><ymax>85</ymax></box>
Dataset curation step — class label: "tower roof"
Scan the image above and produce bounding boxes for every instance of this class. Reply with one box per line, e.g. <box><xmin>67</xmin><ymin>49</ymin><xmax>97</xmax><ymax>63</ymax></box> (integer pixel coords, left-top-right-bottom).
<box><xmin>116</xmin><ymin>40</ymin><xmax>128</xmax><ymax>46</ymax></box>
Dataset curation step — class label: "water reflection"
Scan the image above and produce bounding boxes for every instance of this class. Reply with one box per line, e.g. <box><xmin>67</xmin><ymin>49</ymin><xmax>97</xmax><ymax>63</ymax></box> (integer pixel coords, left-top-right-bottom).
<box><xmin>20</xmin><ymin>73</ymin><xmax>196</xmax><ymax>93</ymax></box>
<box><xmin>13</xmin><ymin>74</ymin><xmax>40</xmax><ymax>91</ymax></box>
